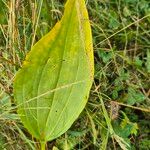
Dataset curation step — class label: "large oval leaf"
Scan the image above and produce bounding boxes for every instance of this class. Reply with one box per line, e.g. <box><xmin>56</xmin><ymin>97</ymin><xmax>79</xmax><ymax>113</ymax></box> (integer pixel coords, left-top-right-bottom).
<box><xmin>14</xmin><ymin>0</ymin><xmax>94</xmax><ymax>142</ymax></box>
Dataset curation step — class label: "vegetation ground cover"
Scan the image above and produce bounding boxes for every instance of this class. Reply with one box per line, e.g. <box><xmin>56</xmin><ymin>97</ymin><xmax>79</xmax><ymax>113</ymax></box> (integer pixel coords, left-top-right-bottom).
<box><xmin>0</xmin><ymin>0</ymin><xmax>150</xmax><ymax>149</ymax></box>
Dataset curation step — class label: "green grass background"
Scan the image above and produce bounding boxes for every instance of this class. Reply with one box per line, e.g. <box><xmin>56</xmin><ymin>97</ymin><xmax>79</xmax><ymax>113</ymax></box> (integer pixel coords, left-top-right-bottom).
<box><xmin>0</xmin><ymin>0</ymin><xmax>150</xmax><ymax>149</ymax></box>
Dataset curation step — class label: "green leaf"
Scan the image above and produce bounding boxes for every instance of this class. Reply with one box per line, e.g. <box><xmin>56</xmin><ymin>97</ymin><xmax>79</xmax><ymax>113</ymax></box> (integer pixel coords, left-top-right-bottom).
<box><xmin>112</xmin><ymin>89</ymin><xmax>118</xmax><ymax>99</ymax></box>
<box><xmin>14</xmin><ymin>0</ymin><xmax>94</xmax><ymax>144</ymax></box>
<box><xmin>126</xmin><ymin>88</ymin><xmax>146</xmax><ymax>105</ymax></box>
<box><xmin>108</xmin><ymin>11</ymin><xmax>120</xmax><ymax>29</ymax></box>
<box><xmin>55</xmin><ymin>131</ymin><xmax>86</xmax><ymax>150</ymax></box>
<box><xmin>97</xmin><ymin>50</ymin><xmax>113</xmax><ymax>63</ymax></box>
<box><xmin>123</xmin><ymin>7</ymin><xmax>131</xmax><ymax>17</ymax></box>
<box><xmin>134</xmin><ymin>57</ymin><xmax>143</xmax><ymax>68</ymax></box>
<box><xmin>113</xmin><ymin>112</ymin><xmax>138</xmax><ymax>138</ymax></box>
<box><xmin>130</xmin><ymin>123</ymin><xmax>138</xmax><ymax>135</ymax></box>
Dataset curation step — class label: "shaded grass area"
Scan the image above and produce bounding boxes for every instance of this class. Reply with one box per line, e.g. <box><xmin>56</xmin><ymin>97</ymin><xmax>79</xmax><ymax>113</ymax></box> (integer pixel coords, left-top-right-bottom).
<box><xmin>0</xmin><ymin>0</ymin><xmax>150</xmax><ymax>149</ymax></box>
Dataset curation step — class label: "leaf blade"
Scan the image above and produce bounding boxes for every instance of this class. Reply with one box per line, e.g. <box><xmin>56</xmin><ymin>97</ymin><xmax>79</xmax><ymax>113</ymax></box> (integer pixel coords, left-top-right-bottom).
<box><xmin>14</xmin><ymin>0</ymin><xmax>94</xmax><ymax>142</ymax></box>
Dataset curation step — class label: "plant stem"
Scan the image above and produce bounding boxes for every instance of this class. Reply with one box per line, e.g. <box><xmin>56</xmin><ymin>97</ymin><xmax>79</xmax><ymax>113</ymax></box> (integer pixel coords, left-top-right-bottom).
<box><xmin>40</xmin><ymin>141</ymin><xmax>46</xmax><ymax>150</ymax></box>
